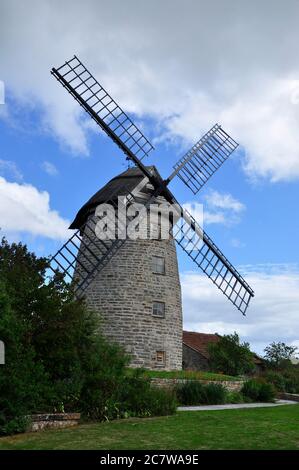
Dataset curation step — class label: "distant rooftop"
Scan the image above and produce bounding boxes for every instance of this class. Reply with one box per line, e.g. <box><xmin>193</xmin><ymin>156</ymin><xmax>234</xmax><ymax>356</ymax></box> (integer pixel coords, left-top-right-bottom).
<box><xmin>183</xmin><ymin>330</ymin><xmax>264</xmax><ymax>365</ymax></box>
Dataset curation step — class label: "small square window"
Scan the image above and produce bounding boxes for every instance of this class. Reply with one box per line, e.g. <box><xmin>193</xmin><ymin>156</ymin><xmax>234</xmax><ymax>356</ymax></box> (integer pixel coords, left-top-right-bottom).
<box><xmin>156</xmin><ymin>351</ymin><xmax>166</xmax><ymax>364</ymax></box>
<box><xmin>152</xmin><ymin>301</ymin><xmax>165</xmax><ymax>317</ymax></box>
<box><xmin>152</xmin><ymin>256</ymin><xmax>165</xmax><ymax>274</ymax></box>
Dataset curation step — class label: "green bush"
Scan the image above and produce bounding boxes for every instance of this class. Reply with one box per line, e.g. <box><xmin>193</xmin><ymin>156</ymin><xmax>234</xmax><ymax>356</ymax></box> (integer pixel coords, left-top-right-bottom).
<box><xmin>0</xmin><ymin>282</ymin><xmax>53</xmax><ymax>435</ymax></box>
<box><xmin>241</xmin><ymin>379</ymin><xmax>275</xmax><ymax>402</ymax></box>
<box><xmin>241</xmin><ymin>380</ymin><xmax>261</xmax><ymax>401</ymax></box>
<box><xmin>283</xmin><ymin>373</ymin><xmax>299</xmax><ymax>393</ymax></box>
<box><xmin>263</xmin><ymin>371</ymin><xmax>286</xmax><ymax>392</ymax></box>
<box><xmin>87</xmin><ymin>370</ymin><xmax>177</xmax><ymax>421</ymax></box>
<box><xmin>144</xmin><ymin>387</ymin><xmax>177</xmax><ymax>417</ymax></box>
<box><xmin>279</xmin><ymin>366</ymin><xmax>299</xmax><ymax>393</ymax></box>
<box><xmin>118</xmin><ymin>371</ymin><xmax>176</xmax><ymax>417</ymax></box>
<box><xmin>0</xmin><ymin>238</ymin><xmax>177</xmax><ymax>434</ymax></box>
<box><xmin>258</xmin><ymin>382</ymin><xmax>276</xmax><ymax>402</ymax></box>
<box><xmin>177</xmin><ymin>381</ymin><xmax>227</xmax><ymax>405</ymax></box>
<box><xmin>176</xmin><ymin>381</ymin><xmax>206</xmax><ymax>405</ymax></box>
<box><xmin>225</xmin><ymin>391</ymin><xmax>247</xmax><ymax>404</ymax></box>
<box><xmin>204</xmin><ymin>383</ymin><xmax>226</xmax><ymax>405</ymax></box>
<box><xmin>262</xmin><ymin>368</ymin><xmax>299</xmax><ymax>394</ymax></box>
<box><xmin>208</xmin><ymin>332</ymin><xmax>255</xmax><ymax>376</ymax></box>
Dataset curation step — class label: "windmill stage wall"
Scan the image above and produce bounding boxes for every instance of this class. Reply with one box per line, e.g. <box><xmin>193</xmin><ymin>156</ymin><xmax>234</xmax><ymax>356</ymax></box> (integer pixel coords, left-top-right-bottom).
<box><xmin>75</xmin><ymin>219</ymin><xmax>183</xmax><ymax>371</ymax></box>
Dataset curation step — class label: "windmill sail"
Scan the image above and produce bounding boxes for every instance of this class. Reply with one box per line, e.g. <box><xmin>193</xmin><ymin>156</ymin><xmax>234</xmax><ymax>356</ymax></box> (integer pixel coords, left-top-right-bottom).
<box><xmin>172</xmin><ymin>207</ymin><xmax>254</xmax><ymax>315</ymax></box>
<box><xmin>50</xmin><ymin>55</ymin><xmax>254</xmax><ymax>314</ymax></box>
<box><xmin>48</xmin><ymin>178</ymin><xmax>167</xmax><ymax>298</ymax></box>
<box><xmin>51</xmin><ymin>56</ymin><xmax>154</xmax><ymax>162</ymax></box>
<box><xmin>48</xmin><ymin>185</ymin><xmax>133</xmax><ymax>297</ymax></box>
<box><xmin>170</xmin><ymin>124</ymin><xmax>238</xmax><ymax>194</ymax></box>
<box><xmin>49</xmin><ymin>218</ymin><xmax>126</xmax><ymax>298</ymax></box>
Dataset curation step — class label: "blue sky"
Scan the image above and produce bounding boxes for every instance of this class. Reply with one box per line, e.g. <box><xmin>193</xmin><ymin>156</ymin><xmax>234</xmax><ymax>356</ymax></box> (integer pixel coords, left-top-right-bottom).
<box><xmin>1</xmin><ymin>100</ymin><xmax>298</xmax><ymax>268</ymax></box>
<box><xmin>1</xmin><ymin>0</ymin><xmax>299</xmax><ymax>355</ymax></box>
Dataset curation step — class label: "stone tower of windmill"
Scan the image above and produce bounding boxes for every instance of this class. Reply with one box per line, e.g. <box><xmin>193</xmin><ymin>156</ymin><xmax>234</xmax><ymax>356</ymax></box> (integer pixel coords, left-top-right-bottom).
<box><xmin>70</xmin><ymin>166</ymin><xmax>183</xmax><ymax>370</ymax></box>
<box><xmin>49</xmin><ymin>55</ymin><xmax>254</xmax><ymax>372</ymax></box>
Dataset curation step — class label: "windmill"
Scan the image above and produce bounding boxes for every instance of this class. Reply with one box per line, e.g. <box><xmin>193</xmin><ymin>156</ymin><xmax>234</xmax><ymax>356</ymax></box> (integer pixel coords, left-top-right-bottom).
<box><xmin>49</xmin><ymin>55</ymin><xmax>254</xmax><ymax>370</ymax></box>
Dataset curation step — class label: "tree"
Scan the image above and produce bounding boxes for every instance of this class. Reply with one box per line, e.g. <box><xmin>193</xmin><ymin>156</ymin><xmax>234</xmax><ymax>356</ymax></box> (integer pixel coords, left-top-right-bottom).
<box><xmin>0</xmin><ymin>280</ymin><xmax>51</xmax><ymax>435</ymax></box>
<box><xmin>0</xmin><ymin>237</ymin><xmax>129</xmax><ymax>432</ymax></box>
<box><xmin>0</xmin><ymin>237</ymin><xmax>175</xmax><ymax>434</ymax></box>
<box><xmin>208</xmin><ymin>332</ymin><xmax>255</xmax><ymax>376</ymax></box>
<box><xmin>264</xmin><ymin>342</ymin><xmax>298</xmax><ymax>369</ymax></box>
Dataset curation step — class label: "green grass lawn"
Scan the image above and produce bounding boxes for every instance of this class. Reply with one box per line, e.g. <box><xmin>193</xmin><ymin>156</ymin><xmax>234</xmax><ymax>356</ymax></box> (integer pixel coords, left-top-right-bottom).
<box><xmin>127</xmin><ymin>368</ymin><xmax>238</xmax><ymax>381</ymax></box>
<box><xmin>0</xmin><ymin>405</ymin><xmax>298</xmax><ymax>450</ymax></box>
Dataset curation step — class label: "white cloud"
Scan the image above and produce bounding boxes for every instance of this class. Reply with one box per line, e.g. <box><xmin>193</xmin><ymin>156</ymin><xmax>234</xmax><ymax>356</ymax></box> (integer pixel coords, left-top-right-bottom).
<box><xmin>181</xmin><ymin>264</ymin><xmax>299</xmax><ymax>355</ymax></box>
<box><xmin>183</xmin><ymin>191</ymin><xmax>245</xmax><ymax>227</ymax></box>
<box><xmin>1</xmin><ymin>1</ymin><xmax>299</xmax><ymax>180</ymax></box>
<box><xmin>0</xmin><ymin>159</ymin><xmax>23</xmax><ymax>181</ymax></box>
<box><xmin>0</xmin><ymin>176</ymin><xmax>69</xmax><ymax>240</ymax></box>
<box><xmin>205</xmin><ymin>190</ymin><xmax>245</xmax><ymax>213</ymax></box>
<box><xmin>202</xmin><ymin>190</ymin><xmax>245</xmax><ymax>226</ymax></box>
<box><xmin>42</xmin><ymin>161</ymin><xmax>58</xmax><ymax>176</ymax></box>
<box><xmin>204</xmin><ymin>212</ymin><xmax>226</xmax><ymax>225</ymax></box>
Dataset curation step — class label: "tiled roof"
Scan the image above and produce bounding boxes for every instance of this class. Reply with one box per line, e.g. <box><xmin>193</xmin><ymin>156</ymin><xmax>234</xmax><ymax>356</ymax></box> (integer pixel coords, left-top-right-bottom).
<box><xmin>183</xmin><ymin>330</ymin><xmax>264</xmax><ymax>364</ymax></box>
<box><xmin>183</xmin><ymin>331</ymin><xmax>220</xmax><ymax>359</ymax></box>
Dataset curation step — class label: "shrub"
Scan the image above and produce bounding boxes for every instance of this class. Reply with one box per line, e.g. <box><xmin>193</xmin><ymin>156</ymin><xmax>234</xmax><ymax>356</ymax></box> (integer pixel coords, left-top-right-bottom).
<box><xmin>177</xmin><ymin>381</ymin><xmax>227</xmax><ymax>405</ymax></box>
<box><xmin>0</xmin><ymin>282</ymin><xmax>52</xmax><ymax>435</ymax></box>
<box><xmin>127</xmin><ymin>371</ymin><xmax>176</xmax><ymax>416</ymax></box>
<box><xmin>241</xmin><ymin>380</ymin><xmax>261</xmax><ymax>401</ymax></box>
<box><xmin>262</xmin><ymin>367</ymin><xmax>299</xmax><ymax>394</ymax></box>
<box><xmin>283</xmin><ymin>372</ymin><xmax>299</xmax><ymax>393</ymax></box>
<box><xmin>78</xmin><ymin>336</ymin><xmax>130</xmax><ymax>421</ymax></box>
<box><xmin>204</xmin><ymin>383</ymin><xmax>226</xmax><ymax>405</ymax></box>
<box><xmin>139</xmin><ymin>386</ymin><xmax>177</xmax><ymax>417</ymax></box>
<box><xmin>258</xmin><ymin>382</ymin><xmax>276</xmax><ymax>402</ymax></box>
<box><xmin>208</xmin><ymin>332</ymin><xmax>255</xmax><ymax>376</ymax></box>
<box><xmin>95</xmin><ymin>371</ymin><xmax>177</xmax><ymax>420</ymax></box>
<box><xmin>176</xmin><ymin>381</ymin><xmax>206</xmax><ymax>405</ymax></box>
<box><xmin>263</xmin><ymin>371</ymin><xmax>286</xmax><ymax>392</ymax></box>
<box><xmin>241</xmin><ymin>379</ymin><xmax>275</xmax><ymax>402</ymax></box>
<box><xmin>225</xmin><ymin>391</ymin><xmax>247</xmax><ymax>404</ymax></box>
<box><xmin>0</xmin><ymin>238</ymin><xmax>178</xmax><ymax>434</ymax></box>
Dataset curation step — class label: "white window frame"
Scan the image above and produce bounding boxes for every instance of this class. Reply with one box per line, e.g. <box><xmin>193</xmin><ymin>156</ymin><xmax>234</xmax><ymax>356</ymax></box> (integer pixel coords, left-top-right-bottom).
<box><xmin>152</xmin><ymin>301</ymin><xmax>165</xmax><ymax>317</ymax></box>
<box><xmin>152</xmin><ymin>256</ymin><xmax>165</xmax><ymax>275</ymax></box>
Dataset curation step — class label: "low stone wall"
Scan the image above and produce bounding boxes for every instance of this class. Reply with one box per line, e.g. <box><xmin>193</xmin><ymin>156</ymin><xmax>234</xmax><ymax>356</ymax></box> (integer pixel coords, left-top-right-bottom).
<box><xmin>151</xmin><ymin>377</ymin><xmax>244</xmax><ymax>392</ymax></box>
<box><xmin>28</xmin><ymin>413</ymin><xmax>81</xmax><ymax>432</ymax></box>
<box><xmin>277</xmin><ymin>392</ymin><xmax>299</xmax><ymax>402</ymax></box>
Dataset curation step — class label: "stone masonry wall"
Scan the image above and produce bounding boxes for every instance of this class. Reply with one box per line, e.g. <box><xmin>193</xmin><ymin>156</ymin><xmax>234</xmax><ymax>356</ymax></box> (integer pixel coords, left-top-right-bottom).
<box><xmin>75</xmin><ymin>212</ymin><xmax>183</xmax><ymax>370</ymax></box>
<box><xmin>151</xmin><ymin>377</ymin><xmax>244</xmax><ymax>392</ymax></box>
<box><xmin>182</xmin><ymin>344</ymin><xmax>210</xmax><ymax>371</ymax></box>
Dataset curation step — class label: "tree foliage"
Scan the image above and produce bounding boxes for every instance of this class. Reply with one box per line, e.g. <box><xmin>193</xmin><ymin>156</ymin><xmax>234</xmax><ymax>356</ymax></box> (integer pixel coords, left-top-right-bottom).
<box><xmin>0</xmin><ymin>237</ymin><xmax>128</xmax><ymax>432</ymax></box>
<box><xmin>0</xmin><ymin>237</ymin><xmax>175</xmax><ymax>435</ymax></box>
<box><xmin>208</xmin><ymin>332</ymin><xmax>255</xmax><ymax>376</ymax></box>
<box><xmin>264</xmin><ymin>341</ymin><xmax>298</xmax><ymax>369</ymax></box>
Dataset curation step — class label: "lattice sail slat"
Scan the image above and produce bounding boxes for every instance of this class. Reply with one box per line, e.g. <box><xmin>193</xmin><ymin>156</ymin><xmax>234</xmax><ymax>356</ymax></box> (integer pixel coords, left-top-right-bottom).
<box><xmin>172</xmin><ymin>209</ymin><xmax>254</xmax><ymax>315</ymax></box>
<box><xmin>48</xmin><ymin>179</ymin><xmax>166</xmax><ymax>298</ymax></box>
<box><xmin>52</xmin><ymin>56</ymin><xmax>154</xmax><ymax>161</ymax></box>
<box><xmin>48</xmin><ymin>187</ymin><xmax>137</xmax><ymax>297</ymax></box>
<box><xmin>172</xmin><ymin>124</ymin><xmax>238</xmax><ymax>194</ymax></box>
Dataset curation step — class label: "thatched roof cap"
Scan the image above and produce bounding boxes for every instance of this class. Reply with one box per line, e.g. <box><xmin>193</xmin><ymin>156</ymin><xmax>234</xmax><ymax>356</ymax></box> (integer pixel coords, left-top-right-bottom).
<box><xmin>70</xmin><ymin>166</ymin><xmax>162</xmax><ymax>229</ymax></box>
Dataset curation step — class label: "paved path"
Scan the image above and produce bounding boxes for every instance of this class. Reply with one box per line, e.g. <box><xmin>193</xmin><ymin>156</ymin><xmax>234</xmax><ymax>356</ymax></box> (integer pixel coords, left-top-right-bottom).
<box><xmin>177</xmin><ymin>399</ymin><xmax>298</xmax><ymax>411</ymax></box>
